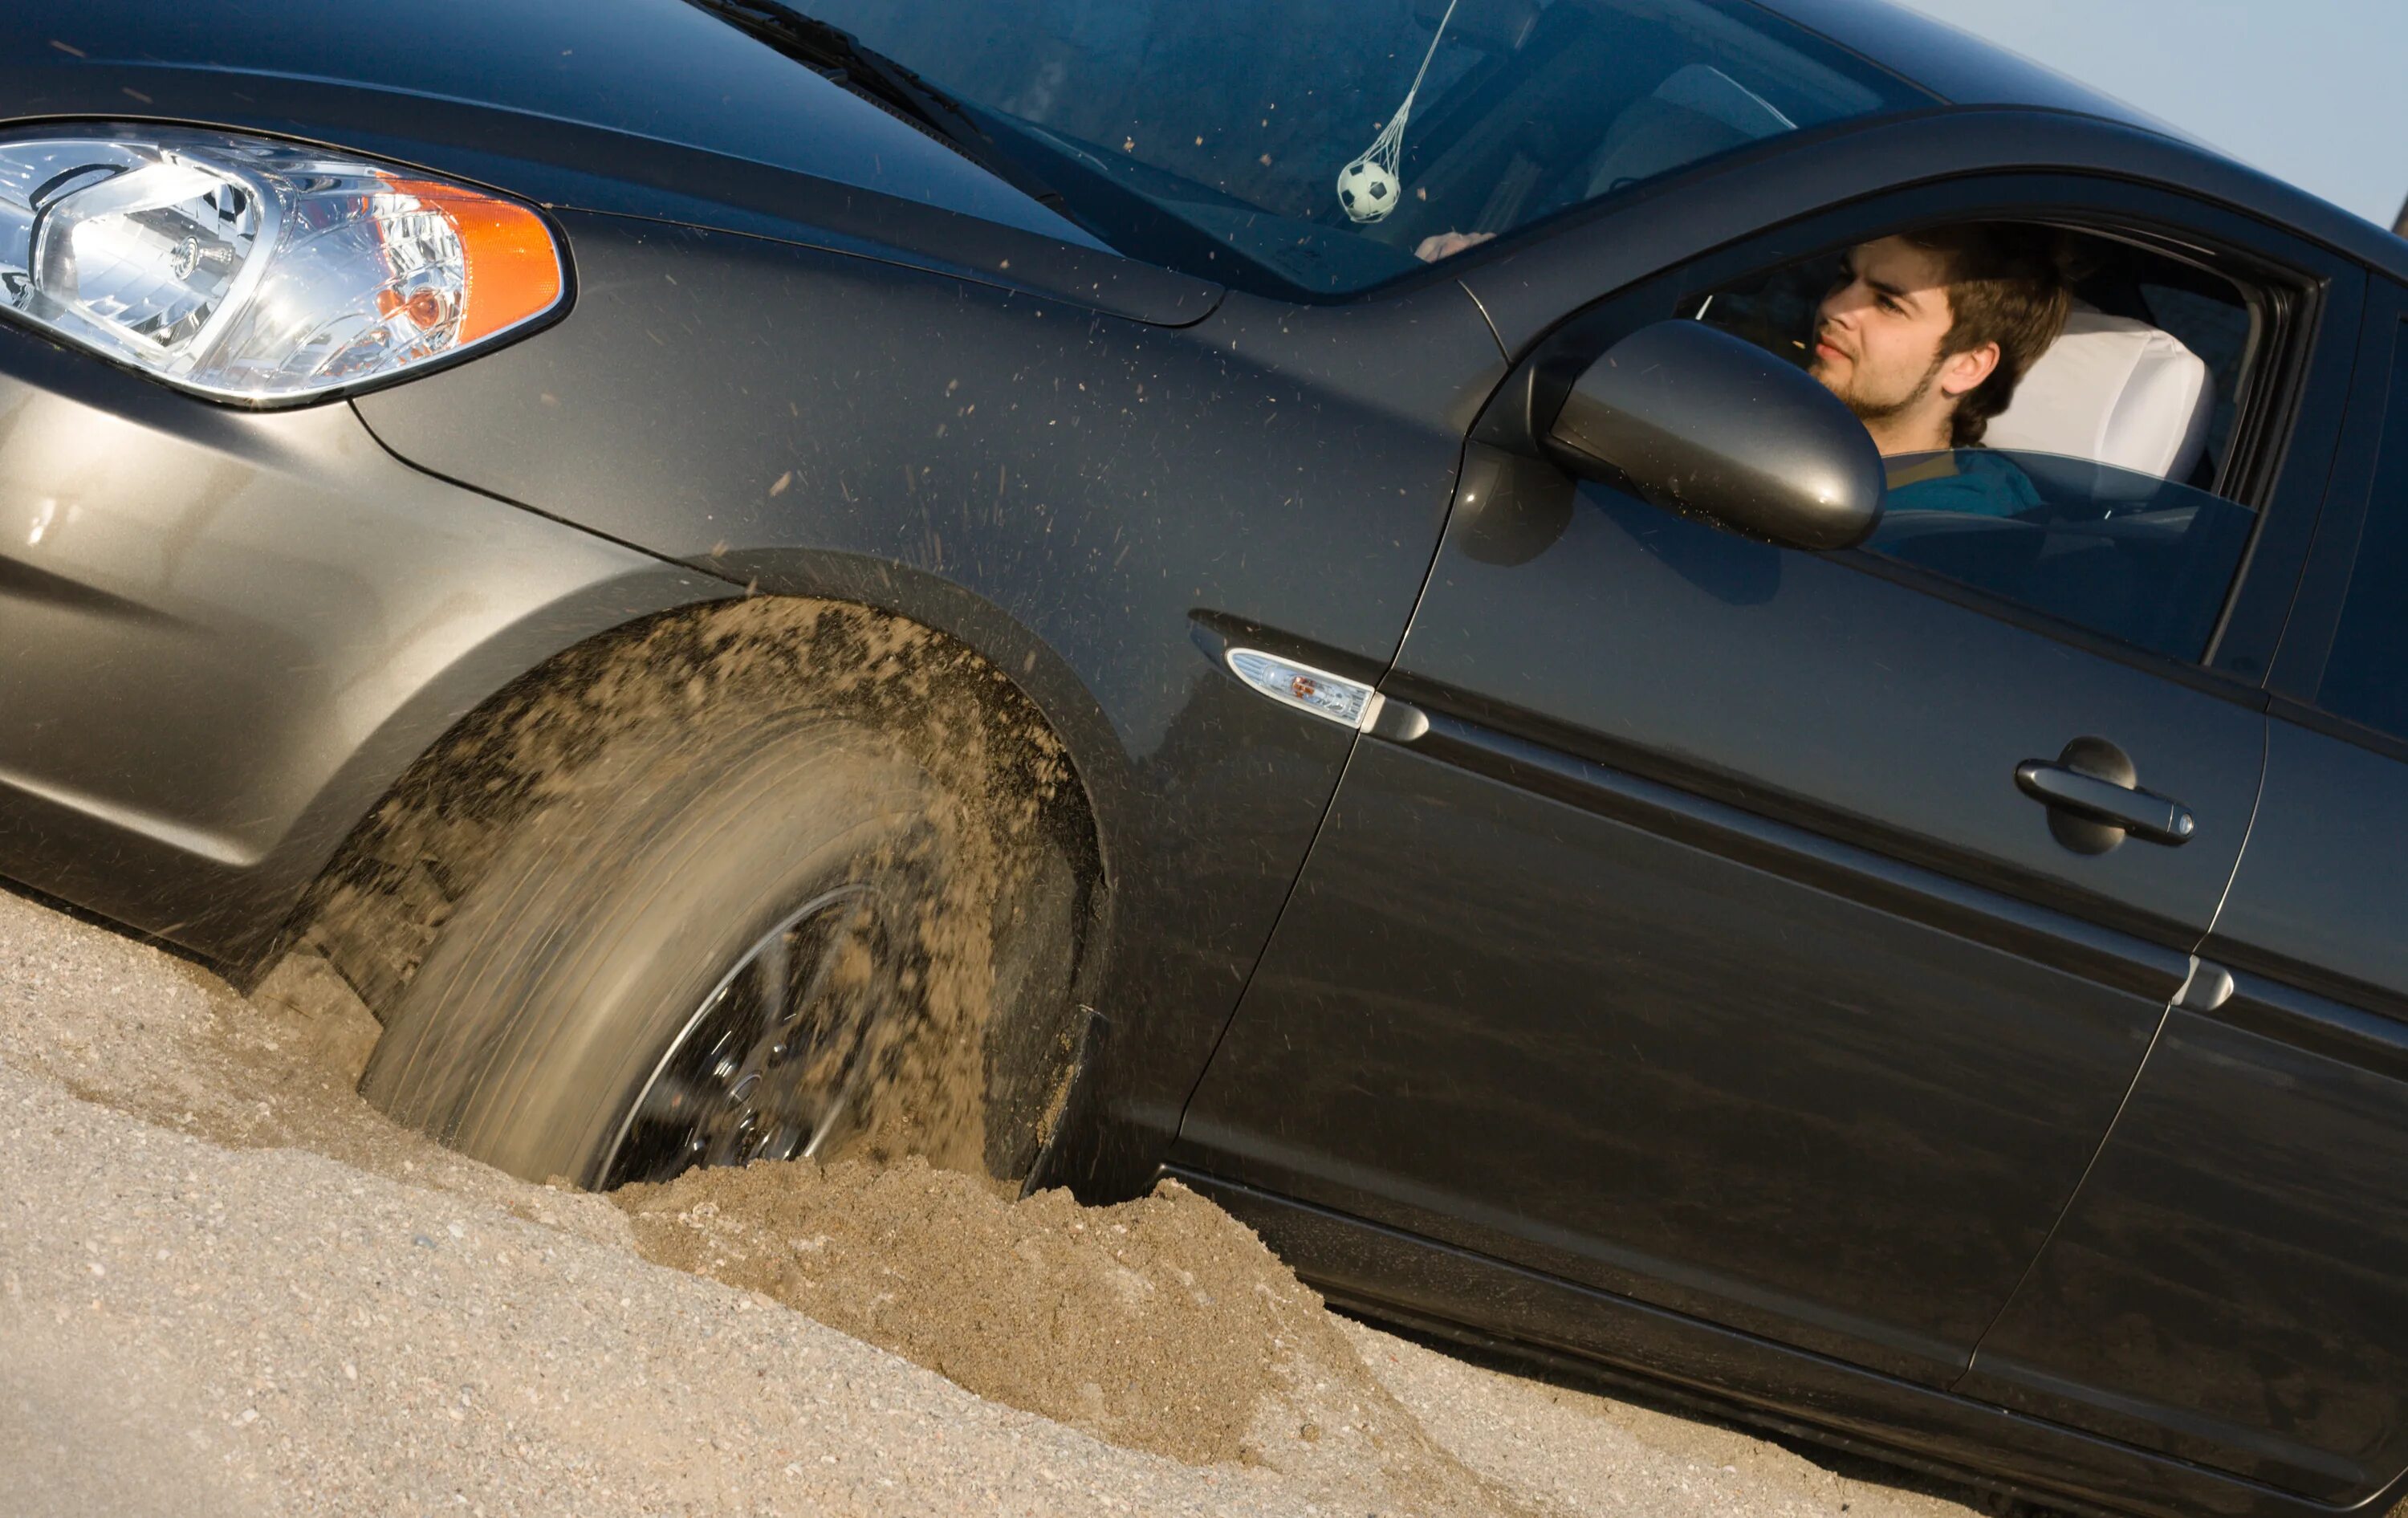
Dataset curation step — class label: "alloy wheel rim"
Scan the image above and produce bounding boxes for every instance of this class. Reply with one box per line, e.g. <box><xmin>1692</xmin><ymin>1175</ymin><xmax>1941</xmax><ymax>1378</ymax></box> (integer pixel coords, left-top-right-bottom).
<box><xmin>601</xmin><ymin>885</ymin><xmax>893</xmax><ymax>1188</ymax></box>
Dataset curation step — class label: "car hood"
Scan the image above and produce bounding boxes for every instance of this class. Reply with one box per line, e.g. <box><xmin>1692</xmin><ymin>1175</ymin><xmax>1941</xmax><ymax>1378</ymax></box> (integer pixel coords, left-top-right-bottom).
<box><xmin>0</xmin><ymin>0</ymin><xmax>1220</xmax><ymax>324</ymax></box>
<box><xmin>4</xmin><ymin>0</ymin><xmax>1099</xmax><ymax>240</ymax></box>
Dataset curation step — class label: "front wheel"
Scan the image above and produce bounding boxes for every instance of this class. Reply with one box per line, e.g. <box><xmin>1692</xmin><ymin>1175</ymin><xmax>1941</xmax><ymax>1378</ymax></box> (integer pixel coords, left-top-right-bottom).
<box><xmin>358</xmin><ymin>707</ymin><xmax>1081</xmax><ymax>1190</ymax></box>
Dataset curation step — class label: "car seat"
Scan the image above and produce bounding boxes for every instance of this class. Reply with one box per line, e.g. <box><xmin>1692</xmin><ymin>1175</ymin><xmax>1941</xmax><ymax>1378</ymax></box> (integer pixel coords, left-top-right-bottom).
<box><xmin>1985</xmin><ymin>303</ymin><xmax>2214</xmax><ymax>485</ymax></box>
<box><xmin>1983</xmin><ymin>307</ymin><xmax>2229</xmax><ymax>657</ymax></box>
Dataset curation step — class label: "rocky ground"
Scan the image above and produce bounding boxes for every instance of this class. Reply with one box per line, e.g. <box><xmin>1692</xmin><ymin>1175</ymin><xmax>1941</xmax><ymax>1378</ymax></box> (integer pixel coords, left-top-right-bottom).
<box><xmin>0</xmin><ymin>885</ymin><xmax>2010</xmax><ymax>1518</ymax></box>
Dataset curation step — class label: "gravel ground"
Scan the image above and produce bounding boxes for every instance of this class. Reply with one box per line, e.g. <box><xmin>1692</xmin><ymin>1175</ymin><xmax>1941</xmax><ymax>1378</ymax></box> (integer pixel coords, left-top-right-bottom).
<box><xmin>0</xmin><ymin>885</ymin><xmax>2003</xmax><ymax>1518</ymax></box>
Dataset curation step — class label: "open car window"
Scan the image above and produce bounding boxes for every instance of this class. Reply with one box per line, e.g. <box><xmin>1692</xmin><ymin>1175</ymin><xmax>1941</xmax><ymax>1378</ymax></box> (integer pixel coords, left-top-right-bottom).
<box><xmin>791</xmin><ymin>0</ymin><xmax>1927</xmax><ymax>297</ymax></box>
<box><xmin>1696</xmin><ymin>235</ymin><xmax>2262</xmax><ymax>496</ymax></box>
<box><xmin>1691</xmin><ymin>224</ymin><xmax>2275</xmax><ymax>664</ymax></box>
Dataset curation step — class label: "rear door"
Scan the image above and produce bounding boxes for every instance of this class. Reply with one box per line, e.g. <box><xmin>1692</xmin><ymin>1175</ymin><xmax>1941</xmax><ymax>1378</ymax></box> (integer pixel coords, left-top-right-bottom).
<box><xmin>1173</xmin><ymin>176</ymin><xmax>2359</xmax><ymax>1387</ymax></box>
<box><xmin>1957</xmin><ymin>282</ymin><xmax>2408</xmax><ymax>1508</ymax></box>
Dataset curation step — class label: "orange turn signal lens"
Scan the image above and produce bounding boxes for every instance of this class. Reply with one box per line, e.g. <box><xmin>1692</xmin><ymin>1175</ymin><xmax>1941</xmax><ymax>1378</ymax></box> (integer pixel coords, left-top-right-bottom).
<box><xmin>384</xmin><ymin>178</ymin><xmax>565</xmax><ymax>345</ymax></box>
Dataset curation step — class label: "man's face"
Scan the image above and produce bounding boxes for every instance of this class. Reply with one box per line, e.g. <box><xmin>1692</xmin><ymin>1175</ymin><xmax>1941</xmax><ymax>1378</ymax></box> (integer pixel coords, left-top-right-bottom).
<box><xmin>1808</xmin><ymin>236</ymin><xmax>1957</xmax><ymax>423</ymax></box>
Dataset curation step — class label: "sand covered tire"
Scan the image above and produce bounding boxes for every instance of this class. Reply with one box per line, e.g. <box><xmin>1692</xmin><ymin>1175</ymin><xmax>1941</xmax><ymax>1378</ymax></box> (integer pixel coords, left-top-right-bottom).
<box><xmin>357</xmin><ymin>706</ymin><xmax>1080</xmax><ymax>1190</ymax></box>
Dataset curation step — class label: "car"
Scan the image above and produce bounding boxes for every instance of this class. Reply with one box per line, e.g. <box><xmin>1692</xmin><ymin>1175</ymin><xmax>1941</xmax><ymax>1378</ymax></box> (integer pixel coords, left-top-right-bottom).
<box><xmin>4</xmin><ymin>1</ymin><xmax>2406</xmax><ymax>1513</ymax></box>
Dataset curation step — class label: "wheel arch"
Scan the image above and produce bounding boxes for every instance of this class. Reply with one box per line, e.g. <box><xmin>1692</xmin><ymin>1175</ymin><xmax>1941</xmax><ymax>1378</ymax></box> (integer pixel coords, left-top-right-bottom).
<box><xmin>278</xmin><ymin>575</ymin><xmax>1129</xmax><ymax>1032</ymax></box>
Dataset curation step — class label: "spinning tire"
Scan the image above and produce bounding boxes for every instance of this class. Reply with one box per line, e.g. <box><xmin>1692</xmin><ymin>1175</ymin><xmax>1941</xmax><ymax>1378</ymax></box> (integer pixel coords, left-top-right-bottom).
<box><xmin>358</xmin><ymin>707</ymin><xmax>1080</xmax><ymax>1190</ymax></box>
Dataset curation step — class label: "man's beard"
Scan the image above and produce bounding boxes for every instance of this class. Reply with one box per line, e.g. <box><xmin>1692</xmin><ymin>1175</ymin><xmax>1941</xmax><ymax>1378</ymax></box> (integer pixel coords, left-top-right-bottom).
<box><xmin>1812</xmin><ymin>342</ymin><xmax>1946</xmax><ymax>430</ymax></box>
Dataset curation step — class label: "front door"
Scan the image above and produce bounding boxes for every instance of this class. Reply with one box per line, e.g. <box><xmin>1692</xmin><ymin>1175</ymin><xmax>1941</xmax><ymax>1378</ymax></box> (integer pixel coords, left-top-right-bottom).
<box><xmin>1173</xmin><ymin>178</ymin><xmax>2358</xmax><ymax>1387</ymax></box>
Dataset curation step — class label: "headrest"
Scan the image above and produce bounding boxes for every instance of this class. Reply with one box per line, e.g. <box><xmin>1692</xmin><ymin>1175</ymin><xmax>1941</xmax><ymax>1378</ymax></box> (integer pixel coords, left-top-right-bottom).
<box><xmin>1986</xmin><ymin>304</ymin><xmax>2212</xmax><ymax>482</ymax></box>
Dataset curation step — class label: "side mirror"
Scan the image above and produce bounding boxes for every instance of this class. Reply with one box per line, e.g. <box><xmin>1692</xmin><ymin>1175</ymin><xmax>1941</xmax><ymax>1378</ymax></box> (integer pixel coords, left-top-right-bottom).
<box><xmin>1543</xmin><ymin>319</ymin><xmax>1886</xmax><ymax>551</ymax></box>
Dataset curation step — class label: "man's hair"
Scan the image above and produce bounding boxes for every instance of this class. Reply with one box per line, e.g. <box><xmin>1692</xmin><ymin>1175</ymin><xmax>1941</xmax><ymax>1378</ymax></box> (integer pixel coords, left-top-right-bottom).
<box><xmin>1900</xmin><ymin>223</ymin><xmax>2072</xmax><ymax>448</ymax></box>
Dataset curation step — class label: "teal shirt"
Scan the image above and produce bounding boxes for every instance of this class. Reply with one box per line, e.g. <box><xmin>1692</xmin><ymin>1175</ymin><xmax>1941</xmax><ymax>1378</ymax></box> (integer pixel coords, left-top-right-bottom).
<box><xmin>1883</xmin><ymin>449</ymin><xmax>2043</xmax><ymax>519</ymax></box>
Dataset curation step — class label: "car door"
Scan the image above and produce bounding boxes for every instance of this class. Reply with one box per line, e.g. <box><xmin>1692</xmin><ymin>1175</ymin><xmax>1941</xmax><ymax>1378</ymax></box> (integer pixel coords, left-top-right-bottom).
<box><xmin>1172</xmin><ymin>175</ymin><xmax>2361</xmax><ymax>1388</ymax></box>
<box><xmin>1953</xmin><ymin>283</ymin><xmax>2408</xmax><ymax>1508</ymax></box>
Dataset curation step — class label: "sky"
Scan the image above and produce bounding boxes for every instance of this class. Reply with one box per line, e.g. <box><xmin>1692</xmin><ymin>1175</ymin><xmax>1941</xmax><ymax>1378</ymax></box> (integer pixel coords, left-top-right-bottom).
<box><xmin>1889</xmin><ymin>0</ymin><xmax>2408</xmax><ymax>228</ymax></box>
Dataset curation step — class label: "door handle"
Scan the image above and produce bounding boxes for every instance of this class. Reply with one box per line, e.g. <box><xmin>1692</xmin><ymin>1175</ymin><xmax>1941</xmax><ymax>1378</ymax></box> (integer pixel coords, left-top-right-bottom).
<box><xmin>2015</xmin><ymin>759</ymin><xmax>2195</xmax><ymax>848</ymax></box>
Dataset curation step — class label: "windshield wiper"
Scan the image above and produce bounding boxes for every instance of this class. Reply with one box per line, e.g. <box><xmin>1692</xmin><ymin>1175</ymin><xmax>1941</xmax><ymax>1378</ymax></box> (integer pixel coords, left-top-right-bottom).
<box><xmin>679</xmin><ymin>0</ymin><xmax>1081</xmax><ymax>221</ymax></box>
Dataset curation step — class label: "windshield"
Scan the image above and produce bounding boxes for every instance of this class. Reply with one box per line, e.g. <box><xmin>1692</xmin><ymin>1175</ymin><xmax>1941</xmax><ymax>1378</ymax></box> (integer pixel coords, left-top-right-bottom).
<box><xmin>791</xmin><ymin>0</ymin><xmax>1928</xmax><ymax>297</ymax></box>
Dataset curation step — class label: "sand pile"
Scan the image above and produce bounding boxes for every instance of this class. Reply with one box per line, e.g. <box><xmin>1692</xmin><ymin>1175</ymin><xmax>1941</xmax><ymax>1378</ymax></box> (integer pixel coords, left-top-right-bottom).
<box><xmin>10</xmin><ymin>922</ymin><xmax>1510</xmax><ymax>1509</ymax></box>
<box><xmin>622</xmin><ymin>1159</ymin><xmax>1315</xmax><ymax>1464</ymax></box>
<box><xmin>618</xmin><ymin>1157</ymin><xmax>1520</xmax><ymax>1514</ymax></box>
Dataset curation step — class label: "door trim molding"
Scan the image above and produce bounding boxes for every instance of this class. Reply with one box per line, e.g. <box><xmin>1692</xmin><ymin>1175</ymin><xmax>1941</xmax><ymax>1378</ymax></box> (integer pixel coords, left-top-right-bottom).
<box><xmin>1374</xmin><ymin>701</ymin><xmax>2192</xmax><ymax>1002</ymax></box>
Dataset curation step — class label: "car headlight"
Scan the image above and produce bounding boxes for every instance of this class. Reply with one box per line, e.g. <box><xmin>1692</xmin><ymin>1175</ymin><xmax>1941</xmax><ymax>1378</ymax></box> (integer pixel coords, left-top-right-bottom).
<box><xmin>0</xmin><ymin>126</ymin><xmax>564</xmax><ymax>405</ymax></box>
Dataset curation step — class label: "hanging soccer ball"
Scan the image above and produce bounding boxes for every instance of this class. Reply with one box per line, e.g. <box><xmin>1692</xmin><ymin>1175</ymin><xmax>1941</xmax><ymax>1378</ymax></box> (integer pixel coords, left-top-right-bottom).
<box><xmin>1336</xmin><ymin>157</ymin><xmax>1400</xmax><ymax>223</ymax></box>
<box><xmin>1336</xmin><ymin>0</ymin><xmax>1457</xmax><ymax>226</ymax></box>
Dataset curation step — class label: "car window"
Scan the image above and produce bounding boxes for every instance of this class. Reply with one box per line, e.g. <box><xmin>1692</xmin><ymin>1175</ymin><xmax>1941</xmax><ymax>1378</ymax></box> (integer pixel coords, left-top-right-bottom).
<box><xmin>1693</xmin><ymin>227</ymin><xmax>2270</xmax><ymax>663</ymax></box>
<box><xmin>2311</xmin><ymin>324</ymin><xmax>2408</xmax><ymax>740</ymax></box>
<box><xmin>794</xmin><ymin>0</ymin><xmax>1926</xmax><ymax>297</ymax></box>
<box><xmin>1865</xmin><ymin>450</ymin><xmax>2257</xmax><ymax>661</ymax></box>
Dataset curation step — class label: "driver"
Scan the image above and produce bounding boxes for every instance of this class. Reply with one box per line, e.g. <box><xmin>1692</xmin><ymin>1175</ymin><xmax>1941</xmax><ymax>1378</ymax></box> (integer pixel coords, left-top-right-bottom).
<box><xmin>1807</xmin><ymin>225</ymin><xmax>2071</xmax><ymax>515</ymax></box>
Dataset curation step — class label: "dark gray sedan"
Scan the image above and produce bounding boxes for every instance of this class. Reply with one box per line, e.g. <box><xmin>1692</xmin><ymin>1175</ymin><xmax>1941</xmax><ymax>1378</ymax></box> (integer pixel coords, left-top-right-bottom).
<box><xmin>2</xmin><ymin>2</ymin><xmax>2405</xmax><ymax>1514</ymax></box>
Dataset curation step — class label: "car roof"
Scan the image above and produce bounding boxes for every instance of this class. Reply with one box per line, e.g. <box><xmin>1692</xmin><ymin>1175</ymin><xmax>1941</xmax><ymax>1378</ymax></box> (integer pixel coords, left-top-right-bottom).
<box><xmin>1759</xmin><ymin>0</ymin><xmax>2408</xmax><ymax>283</ymax></box>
